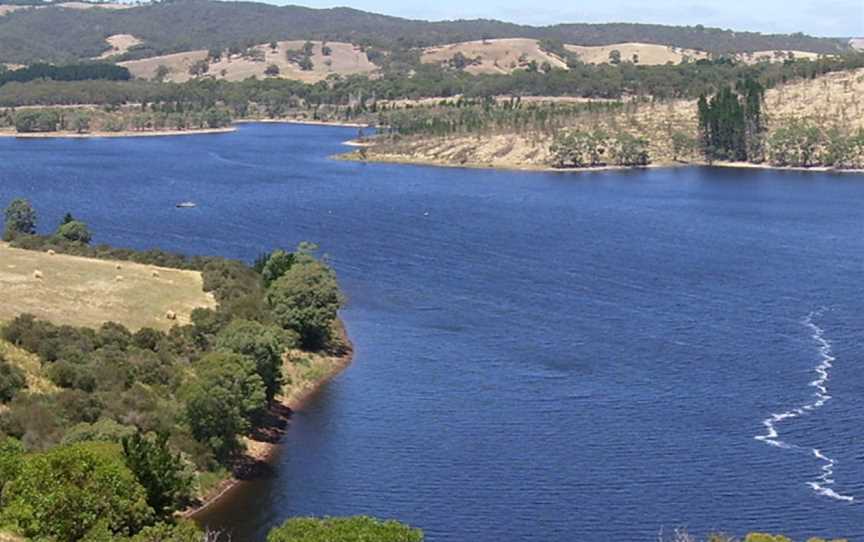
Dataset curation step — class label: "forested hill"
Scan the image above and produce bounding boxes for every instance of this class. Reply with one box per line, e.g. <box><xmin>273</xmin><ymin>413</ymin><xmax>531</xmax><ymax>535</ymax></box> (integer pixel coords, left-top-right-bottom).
<box><xmin>0</xmin><ymin>0</ymin><xmax>851</xmax><ymax>64</ymax></box>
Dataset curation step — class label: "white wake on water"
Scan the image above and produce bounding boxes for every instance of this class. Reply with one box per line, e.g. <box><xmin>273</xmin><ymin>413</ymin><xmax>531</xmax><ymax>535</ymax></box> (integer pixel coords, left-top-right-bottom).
<box><xmin>754</xmin><ymin>309</ymin><xmax>855</xmax><ymax>503</ymax></box>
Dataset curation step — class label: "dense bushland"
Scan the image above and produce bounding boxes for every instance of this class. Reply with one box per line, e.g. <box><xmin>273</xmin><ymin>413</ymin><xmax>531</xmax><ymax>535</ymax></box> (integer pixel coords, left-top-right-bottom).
<box><xmin>0</xmin><ymin>62</ymin><xmax>130</xmax><ymax>87</ymax></box>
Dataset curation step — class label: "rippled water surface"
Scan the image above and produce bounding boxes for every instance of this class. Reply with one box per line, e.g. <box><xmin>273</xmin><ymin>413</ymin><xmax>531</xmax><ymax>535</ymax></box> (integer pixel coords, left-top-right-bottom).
<box><xmin>2</xmin><ymin>124</ymin><xmax>863</xmax><ymax>541</ymax></box>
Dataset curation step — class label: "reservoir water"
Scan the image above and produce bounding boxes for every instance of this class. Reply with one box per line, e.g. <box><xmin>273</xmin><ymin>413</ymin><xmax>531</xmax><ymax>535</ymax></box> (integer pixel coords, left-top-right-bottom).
<box><xmin>2</xmin><ymin>123</ymin><xmax>863</xmax><ymax>541</ymax></box>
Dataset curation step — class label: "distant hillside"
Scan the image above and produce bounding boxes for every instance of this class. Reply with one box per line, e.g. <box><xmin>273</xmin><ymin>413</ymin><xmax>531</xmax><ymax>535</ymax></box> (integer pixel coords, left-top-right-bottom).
<box><xmin>120</xmin><ymin>40</ymin><xmax>376</xmax><ymax>83</ymax></box>
<box><xmin>0</xmin><ymin>0</ymin><xmax>850</xmax><ymax>65</ymax></box>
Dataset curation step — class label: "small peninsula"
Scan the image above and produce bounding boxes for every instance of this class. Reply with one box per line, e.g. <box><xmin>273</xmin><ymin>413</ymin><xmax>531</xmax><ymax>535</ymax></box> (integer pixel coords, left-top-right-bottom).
<box><xmin>0</xmin><ymin>198</ymin><xmax>352</xmax><ymax>540</ymax></box>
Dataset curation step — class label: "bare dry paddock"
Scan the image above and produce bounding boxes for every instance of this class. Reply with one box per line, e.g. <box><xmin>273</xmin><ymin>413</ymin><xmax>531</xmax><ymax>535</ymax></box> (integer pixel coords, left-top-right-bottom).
<box><xmin>0</xmin><ymin>243</ymin><xmax>215</xmax><ymax>330</ymax></box>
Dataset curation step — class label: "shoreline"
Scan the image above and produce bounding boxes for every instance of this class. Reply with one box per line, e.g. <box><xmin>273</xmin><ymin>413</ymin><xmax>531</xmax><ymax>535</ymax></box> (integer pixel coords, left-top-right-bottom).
<box><xmin>334</xmin><ymin>151</ymin><xmax>675</xmax><ymax>173</ymax></box>
<box><xmin>4</xmin><ymin>123</ymin><xmax>860</xmax><ymax>176</ymax></box>
<box><xmin>708</xmin><ymin>161</ymin><xmax>864</xmax><ymax>174</ymax></box>
<box><xmin>0</xmin><ymin>127</ymin><xmax>236</xmax><ymax>139</ymax></box>
<box><xmin>235</xmin><ymin>118</ymin><xmax>371</xmax><ymax>128</ymax></box>
<box><xmin>0</xmin><ymin>119</ymin><xmax>367</xmax><ymax>139</ymax></box>
<box><xmin>337</xmin><ymin>150</ymin><xmax>864</xmax><ymax>175</ymax></box>
<box><xmin>183</xmin><ymin>321</ymin><xmax>354</xmax><ymax>519</ymax></box>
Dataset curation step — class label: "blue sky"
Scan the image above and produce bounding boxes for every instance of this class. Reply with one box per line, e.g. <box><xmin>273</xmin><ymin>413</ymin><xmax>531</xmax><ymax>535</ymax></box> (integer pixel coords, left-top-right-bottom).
<box><xmin>270</xmin><ymin>0</ymin><xmax>863</xmax><ymax>37</ymax></box>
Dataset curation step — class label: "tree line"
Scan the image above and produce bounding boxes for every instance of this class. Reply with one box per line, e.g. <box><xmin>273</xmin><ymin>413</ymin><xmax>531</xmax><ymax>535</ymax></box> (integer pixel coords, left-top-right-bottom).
<box><xmin>0</xmin><ymin>62</ymin><xmax>131</xmax><ymax>87</ymax></box>
<box><xmin>0</xmin><ymin>53</ymin><xmax>861</xmax><ymax>113</ymax></box>
<box><xmin>3</xmin><ymin>106</ymin><xmax>232</xmax><ymax>134</ymax></box>
<box><xmin>0</xmin><ymin>0</ymin><xmax>849</xmax><ymax>65</ymax></box>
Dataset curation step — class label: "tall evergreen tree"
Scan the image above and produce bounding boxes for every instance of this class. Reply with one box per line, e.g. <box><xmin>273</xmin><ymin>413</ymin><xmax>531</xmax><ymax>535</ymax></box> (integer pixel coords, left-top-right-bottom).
<box><xmin>697</xmin><ymin>78</ymin><xmax>764</xmax><ymax>162</ymax></box>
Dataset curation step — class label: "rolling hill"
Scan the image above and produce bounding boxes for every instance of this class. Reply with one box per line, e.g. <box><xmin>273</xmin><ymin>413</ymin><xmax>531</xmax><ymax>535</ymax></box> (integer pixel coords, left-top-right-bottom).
<box><xmin>120</xmin><ymin>40</ymin><xmax>376</xmax><ymax>83</ymax></box>
<box><xmin>0</xmin><ymin>0</ymin><xmax>851</xmax><ymax>65</ymax></box>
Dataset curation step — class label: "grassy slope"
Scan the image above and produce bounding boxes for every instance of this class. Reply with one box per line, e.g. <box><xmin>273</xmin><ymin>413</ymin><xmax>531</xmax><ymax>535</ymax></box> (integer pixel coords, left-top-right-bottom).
<box><xmin>120</xmin><ymin>40</ymin><xmax>376</xmax><ymax>83</ymax></box>
<box><xmin>0</xmin><ymin>242</ymin><xmax>215</xmax><ymax>330</ymax></box>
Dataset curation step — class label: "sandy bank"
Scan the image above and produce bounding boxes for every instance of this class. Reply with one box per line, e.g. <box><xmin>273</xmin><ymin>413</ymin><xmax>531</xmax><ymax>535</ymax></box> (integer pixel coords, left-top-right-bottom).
<box><xmin>335</xmin><ymin>150</ymin><xmax>672</xmax><ymax>173</ymax></box>
<box><xmin>0</xmin><ymin>127</ymin><xmax>236</xmax><ymax>139</ymax></box>
<box><xmin>184</xmin><ymin>322</ymin><xmax>354</xmax><ymax>518</ymax></box>
<box><xmin>342</xmin><ymin>139</ymin><xmax>377</xmax><ymax>147</ymax></box>
<box><xmin>709</xmin><ymin>161</ymin><xmax>864</xmax><ymax>174</ymax></box>
<box><xmin>338</xmin><ymin>150</ymin><xmax>864</xmax><ymax>175</ymax></box>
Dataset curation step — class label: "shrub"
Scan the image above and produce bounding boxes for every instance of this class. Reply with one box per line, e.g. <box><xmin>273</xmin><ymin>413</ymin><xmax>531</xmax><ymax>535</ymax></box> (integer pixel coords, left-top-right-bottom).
<box><xmin>202</xmin><ymin>258</ymin><xmax>262</xmax><ymax>305</ymax></box>
<box><xmin>267</xmin><ymin>516</ymin><xmax>423</xmax><ymax>542</ymax></box>
<box><xmin>1</xmin><ymin>442</ymin><xmax>153</xmax><ymax>540</ymax></box>
<box><xmin>0</xmin><ymin>437</ymin><xmax>24</xmax><ymax>494</ymax></box>
<box><xmin>56</xmin><ymin>219</ymin><xmax>93</xmax><ymax>244</ymax></box>
<box><xmin>131</xmin><ymin>520</ymin><xmax>204</xmax><ymax>542</ymax></box>
<box><xmin>61</xmin><ymin>419</ymin><xmax>137</xmax><ymax>445</ymax></box>
<box><xmin>0</xmin><ymin>356</ymin><xmax>27</xmax><ymax>403</ymax></box>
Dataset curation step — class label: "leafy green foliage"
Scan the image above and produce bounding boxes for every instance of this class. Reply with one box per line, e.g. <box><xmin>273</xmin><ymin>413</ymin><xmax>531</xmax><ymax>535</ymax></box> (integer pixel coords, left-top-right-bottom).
<box><xmin>0</xmin><ymin>356</ymin><xmax>27</xmax><ymax>403</ymax></box>
<box><xmin>0</xmin><ymin>63</ymin><xmax>130</xmax><ymax>87</ymax></box>
<box><xmin>130</xmin><ymin>520</ymin><xmax>205</xmax><ymax>542</ymax></box>
<box><xmin>551</xmin><ymin>128</ymin><xmax>649</xmax><ymax>168</ymax></box>
<box><xmin>3</xmin><ymin>198</ymin><xmax>36</xmax><ymax>240</ymax></box>
<box><xmin>0</xmin><ymin>203</ymin><xmax>352</xmax><ymax>538</ymax></box>
<box><xmin>267</xmin><ymin>516</ymin><xmax>423</xmax><ymax>542</ymax></box>
<box><xmin>262</xmin><ymin>249</ymin><xmax>296</xmax><ymax>288</ymax></box>
<box><xmin>266</xmin><ymin>256</ymin><xmax>344</xmax><ymax>349</ymax></box>
<box><xmin>1</xmin><ymin>442</ymin><xmax>153</xmax><ymax>541</ymax></box>
<box><xmin>61</xmin><ymin>419</ymin><xmax>138</xmax><ymax>445</ymax></box>
<box><xmin>697</xmin><ymin>79</ymin><xmax>765</xmax><ymax>161</ymax></box>
<box><xmin>69</xmin><ymin>112</ymin><xmax>92</xmax><ymax>133</ymax></box>
<box><xmin>13</xmin><ymin>109</ymin><xmax>61</xmax><ymax>133</ymax></box>
<box><xmin>0</xmin><ymin>437</ymin><xmax>24</xmax><ymax>495</ymax></box>
<box><xmin>121</xmin><ymin>432</ymin><xmax>193</xmax><ymax>518</ymax></box>
<box><xmin>0</xmin><ymin>52</ymin><xmax>860</xmax><ymax>115</ymax></box>
<box><xmin>56</xmin><ymin>219</ymin><xmax>93</xmax><ymax>244</ymax></box>
<box><xmin>215</xmin><ymin>319</ymin><xmax>294</xmax><ymax>402</ymax></box>
<box><xmin>184</xmin><ymin>352</ymin><xmax>266</xmax><ymax>462</ymax></box>
<box><xmin>766</xmin><ymin>121</ymin><xmax>864</xmax><ymax>168</ymax></box>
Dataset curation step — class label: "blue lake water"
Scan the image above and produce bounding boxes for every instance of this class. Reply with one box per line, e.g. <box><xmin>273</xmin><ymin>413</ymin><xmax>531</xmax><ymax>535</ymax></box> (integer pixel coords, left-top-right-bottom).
<box><xmin>2</xmin><ymin>123</ymin><xmax>863</xmax><ymax>541</ymax></box>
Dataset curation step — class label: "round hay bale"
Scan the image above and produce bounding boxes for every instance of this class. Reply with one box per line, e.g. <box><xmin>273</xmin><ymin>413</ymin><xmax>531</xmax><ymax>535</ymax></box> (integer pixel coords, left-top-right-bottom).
<box><xmin>152</xmin><ymin>270</ymin><xmax>160</xmax><ymax>278</ymax></box>
<box><xmin>33</xmin><ymin>270</ymin><xmax>43</xmax><ymax>280</ymax></box>
<box><xmin>165</xmin><ymin>310</ymin><xmax>177</xmax><ymax>321</ymax></box>
<box><xmin>46</xmin><ymin>249</ymin><xmax>55</xmax><ymax>256</ymax></box>
<box><xmin>115</xmin><ymin>264</ymin><xmax>122</xmax><ymax>270</ymax></box>
<box><xmin>115</xmin><ymin>275</ymin><xmax>123</xmax><ymax>282</ymax></box>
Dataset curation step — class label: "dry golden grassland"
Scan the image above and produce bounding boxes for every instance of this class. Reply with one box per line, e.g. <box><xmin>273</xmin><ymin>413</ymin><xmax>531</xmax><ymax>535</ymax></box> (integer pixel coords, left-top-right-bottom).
<box><xmin>359</xmin><ymin>67</ymin><xmax>864</xmax><ymax>170</ymax></box>
<box><xmin>565</xmin><ymin>42</ymin><xmax>709</xmax><ymax>65</ymax></box>
<box><xmin>121</xmin><ymin>40</ymin><xmax>376</xmax><ymax>83</ymax></box>
<box><xmin>97</xmin><ymin>34</ymin><xmax>144</xmax><ymax>60</ymax></box>
<box><xmin>0</xmin><ymin>242</ymin><xmax>215</xmax><ymax>331</ymax></box>
<box><xmin>420</xmin><ymin>39</ymin><xmax>822</xmax><ymax>72</ymax></box>
<box><xmin>422</xmin><ymin>38</ymin><xmax>567</xmax><ymax>74</ymax></box>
